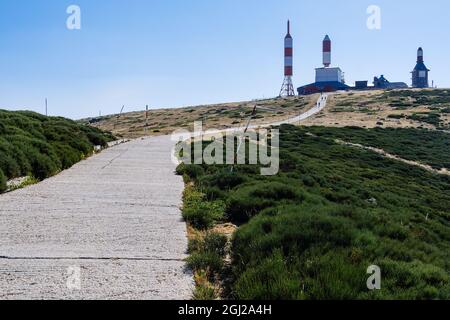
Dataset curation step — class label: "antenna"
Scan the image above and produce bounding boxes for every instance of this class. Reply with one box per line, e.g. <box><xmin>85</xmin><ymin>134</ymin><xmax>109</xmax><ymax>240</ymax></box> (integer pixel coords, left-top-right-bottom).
<box><xmin>280</xmin><ymin>20</ymin><xmax>295</xmax><ymax>97</ymax></box>
<box><xmin>45</xmin><ymin>98</ymin><xmax>48</xmax><ymax>116</ymax></box>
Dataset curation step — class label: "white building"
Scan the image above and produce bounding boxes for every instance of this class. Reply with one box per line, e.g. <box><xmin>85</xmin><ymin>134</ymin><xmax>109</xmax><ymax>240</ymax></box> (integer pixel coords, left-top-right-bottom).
<box><xmin>315</xmin><ymin>67</ymin><xmax>345</xmax><ymax>83</ymax></box>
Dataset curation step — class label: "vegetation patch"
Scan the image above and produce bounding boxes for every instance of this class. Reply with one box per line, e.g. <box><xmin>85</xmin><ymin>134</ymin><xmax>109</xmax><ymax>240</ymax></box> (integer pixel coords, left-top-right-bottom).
<box><xmin>178</xmin><ymin>125</ymin><xmax>450</xmax><ymax>300</ymax></box>
<box><xmin>307</xmin><ymin>126</ymin><xmax>450</xmax><ymax>170</ymax></box>
<box><xmin>0</xmin><ymin>109</ymin><xmax>115</xmax><ymax>191</ymax></box>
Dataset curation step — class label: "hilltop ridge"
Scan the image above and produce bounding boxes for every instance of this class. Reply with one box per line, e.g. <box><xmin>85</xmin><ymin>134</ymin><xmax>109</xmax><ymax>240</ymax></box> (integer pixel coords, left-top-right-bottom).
<box><xmin>84</xmin><ymin>89</ymin><xmax>450</xmax><ymax>138</ymax></box>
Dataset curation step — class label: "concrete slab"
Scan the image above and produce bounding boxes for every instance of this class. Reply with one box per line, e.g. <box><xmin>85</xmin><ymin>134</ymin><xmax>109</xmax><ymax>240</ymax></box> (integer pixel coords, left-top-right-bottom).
<box><xmin>0</xmin><ymin>135</ymin><xmax>193</xmax><ymax>300</ymax></box>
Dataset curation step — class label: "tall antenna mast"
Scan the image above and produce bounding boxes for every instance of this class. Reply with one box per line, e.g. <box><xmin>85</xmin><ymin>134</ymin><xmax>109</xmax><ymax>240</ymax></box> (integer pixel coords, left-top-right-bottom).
<box><xmin>279</xmin><ymin>20</ymin><xmax>295</xmax><ymax>97</ymax></box>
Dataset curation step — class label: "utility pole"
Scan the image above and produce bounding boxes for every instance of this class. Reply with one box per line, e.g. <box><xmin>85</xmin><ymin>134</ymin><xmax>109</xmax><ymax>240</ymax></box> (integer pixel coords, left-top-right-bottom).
<box><xmin>145</xmin><ymin>105</ymin><xmax>149</xmax><ymax>136</ymax></box>
<box><xmin>115</xmin><ymin>105</ymin><xmax>125</xmax><ymax>130</ymax></box>
<box><xmin>231</xmin><ymin>105</ymin><xmax>258</xmax><ymax>173</ymax></box>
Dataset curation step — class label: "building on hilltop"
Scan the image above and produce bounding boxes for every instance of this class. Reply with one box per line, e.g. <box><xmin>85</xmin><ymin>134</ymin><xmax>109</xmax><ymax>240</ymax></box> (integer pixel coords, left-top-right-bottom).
<box><xmin>373</xmin><ymin>75</ymin><xmax>408</xmax><ymax>89</ymax></box>
<box><xmin>297</xmin><ymin>35</ymin><xmax>349</xmax><ymax>95</ymax></box>
<box><xmin>412</xmin><ymin>47</ymin><xmax>430</xmax><ymax>88</ymax></box>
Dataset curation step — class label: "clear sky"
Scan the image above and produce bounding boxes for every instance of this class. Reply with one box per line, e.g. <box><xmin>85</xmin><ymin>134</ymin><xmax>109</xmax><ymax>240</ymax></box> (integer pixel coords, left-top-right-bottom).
<box><xmin>0</xmin><ymin>0</ymin><xmax>449</xmax><ymax>119</ymax></box>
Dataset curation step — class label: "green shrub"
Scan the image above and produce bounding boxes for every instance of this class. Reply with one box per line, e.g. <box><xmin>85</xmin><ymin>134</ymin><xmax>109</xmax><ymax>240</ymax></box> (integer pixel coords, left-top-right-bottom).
<box><xmin>182</xmin><ymin>187</ymin><xmax>225</xmax><ymax>229</ymax></box>
<box><xmin>300</xmin><ymin>250</ymin><xmax>367</xmax><ymax>300</ymax></box>
<box><xmin>176</xmin><ymin>163</ymin><xmax>205</xmax><ymax>180</ymax></box>
<box><xmin>30</xmin><ymin>153</ymin><xmax>58</xmax><ymax>180</ymax></box>
<box><xmin>226</xmin><ymin>182</ymin><xmax>303</xmax><ymax>223</ymax></box>
<box><xmin>193</xmin><ymin>284</ymin><xmax>217</xmax><ymax>300</ymax></box>
<box><xmin>232</xmin><ymin>205</ymin><xmax>355</xmax><ymax>270</ymax></box>
<box><xmin>233</xmin><ymin>250</ymin><xmax>304</xmax><ymax>300</ymax></box>
<box><xmin>199</xmin><ymin>170</ymin><xmax>246</xmax><ymax>190</ymax></box>
<box><xmin>181</xmin><ymin>124</ymin><xmax>450</xmax><ymax>299</ymax></box>
<box><xmin>0</xmin><ymin>168</ymin><xmax>6</xmax><ymax>192</ymax></box>
<box><xmin>0</xmin><ymin>152</ymin><xmax>20</xmax><ymax>178</ymax></box>
<box><xmin>187</xmin><ymin>251</ymin><xmax>224</xmax><ymax>276</ymax></box>
<box><xmin>0</xmin><ymin>109</ymin><xmax>114</xmax><ymax>182</ymax></box>
<box><xmin>183</xmin><ymin>200</ymin><xmax>225</xmax><ymax>230</ymax></box>
<box><xmin>203</xmin><ymin>232</ymin><xmax>228</xmax><ymax>257</ymax></box>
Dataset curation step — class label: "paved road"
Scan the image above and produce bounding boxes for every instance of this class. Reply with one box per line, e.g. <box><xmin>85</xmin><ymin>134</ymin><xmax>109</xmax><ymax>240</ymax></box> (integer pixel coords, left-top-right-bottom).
<box><xmin>178</xmin><ymin>94</ymin><xmax>330</xmax><ymax>140</ymax></box>
<box><xmin>0</xmin><ymin>136</ymin><xmax>193</xmax><ymax>300</ymax></box>
<box><xmin>269</xmin><ymin>93</ymin><xmax>328</xmax><ymax>126</ymax></box>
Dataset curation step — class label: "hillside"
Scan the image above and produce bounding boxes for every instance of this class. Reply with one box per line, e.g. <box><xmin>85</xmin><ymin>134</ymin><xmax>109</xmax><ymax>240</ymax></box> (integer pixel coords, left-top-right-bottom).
<box><xmin>167</xmin><ymin>88</ymin><xmax>450</xmax><ymax>300</ymax></box>
<box><xmin>303</xmin><ymin>89</ymin><xmax>450</xmax><ymax>130</ymax></box>
<box><xmin>177</xmin><ymin>125</ymin><xmax>450</xmax><ymax>300</ymax></box>
<box><xmin>82</xmin><ymin>96</ymin><xmax>317</xmax><ymax>139</ymax></box>
<box><xmin>86</xmin><ymin>89</ymin><xmax>450</xmax><ymax>138</ymax></box>
<box><xmin>0</xmin><ymin>110</ymin><xmax>115</xmax><ymax>192</ymax></box>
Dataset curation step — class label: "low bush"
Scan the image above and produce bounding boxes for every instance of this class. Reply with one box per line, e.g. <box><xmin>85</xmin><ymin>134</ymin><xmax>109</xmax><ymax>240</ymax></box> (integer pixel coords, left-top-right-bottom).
<box><xmin>203</xmin><ymin>232</ymin><xmax>228</xmax><ymax>257</ymax></box>
<box><xmin>180</xmin><ymin>125</ymin><xmax>450</xmax><ymax>299</ymax></box>
<box><xmin>176</xmin><ymin>163</ymin><xmax>205</xmax><ymax>181</ymax></box>
<box><xmin>193</xmin><ymin>283</ymin><xmax>217</xmax><ymax>300</ymax></box>
<box><xmin>187</xmin><ymin>251</ymin><xmax>224</xmax><ymax>277</ymax></box>
<box><xmin>182</xmin><ymin>186</ymin><xmax>225</xmax><ymax>229</ymax></box>
<box><xmin>199</xmin><ymin>170</ymin><xmax>246</xmax><ymax>191</ymax></box>
<box><xmin>226</xmin><ymin>182</ymin><xmax>303</xmax><ymax>223</ymax></box>
<box><xmin>0</xmin><ymin>109</ymin><xmax>114</xmax><ymax>186</ymax></box>
<box><xmin>189</xmin><ymin>232</ymin><xmax>228</xmax><ymax>258</ymax></box>
<box><xmin>0</xmin><ymin>169</ymin><xmax>6</xmax><ymax>192</ymax></box>
<box><xmin>233</xmin><ymin>250</ymin><xmax>304</xmax><ymax>300</ymax></box>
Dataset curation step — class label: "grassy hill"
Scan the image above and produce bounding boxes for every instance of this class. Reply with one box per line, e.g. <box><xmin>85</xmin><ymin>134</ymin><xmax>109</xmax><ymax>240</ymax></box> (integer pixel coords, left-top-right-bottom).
<box><xmin>177</xmin><ymin>125</ymin><xmax>450</xmax><ymax>300</ymax></box>
<box><xmin>303</xmin><ymin>89</ymin><xmax>450</xmax><ymax>130</ymax></box>
<box><xmin>82</xmin><ymin>96</ymin><xmax>316</xmax><ymax>139</ymax></box>
<box><xmin>86</xmin><ymin>89</ymin><xmax>450</xmax><ymax>139</ymax></box>
<box><xmin>0</xmin><ymin>109</ymin><xmax>114</xmax><ymax>192</ymax></box>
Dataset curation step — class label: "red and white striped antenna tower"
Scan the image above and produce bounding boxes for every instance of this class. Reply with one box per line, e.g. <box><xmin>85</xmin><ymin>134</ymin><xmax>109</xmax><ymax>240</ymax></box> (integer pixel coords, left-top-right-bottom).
<box><xmin>323</xmin><ymin>35</ymin><xmax>331</xmax><ymax>67</ymax></box>
<box><xmin>279</xmin><ymin>20</ymin><xmax>295</xmax><ymax>97</ymax></box>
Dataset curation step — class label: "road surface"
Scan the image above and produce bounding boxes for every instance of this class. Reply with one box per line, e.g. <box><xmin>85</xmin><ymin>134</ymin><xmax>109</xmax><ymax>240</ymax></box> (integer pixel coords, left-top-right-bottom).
<box><xmin>269</xmin><ymin>93</ymin><xmax>328</xmax><ymax>126</ymax></box>
<box><xmin>178</xmin><ymin>94</ymin><xmax>330</xmax><ymax>140</ymax></box>
<box><xmin>0</xmin><ymin>136</ymin><xmax>193</xmax><ymax>300</ymax></box>
<box><xmin>0</xmin><ymin>95</ymin><xmax>328</xmax><ymax>300</ymax></box>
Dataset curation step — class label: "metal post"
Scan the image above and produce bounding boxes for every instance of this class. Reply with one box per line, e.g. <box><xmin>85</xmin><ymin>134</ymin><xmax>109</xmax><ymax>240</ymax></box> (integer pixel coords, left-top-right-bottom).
<box><xmin>145</xmin><ymin>105</ymin><xmax>149</xmax><ymax>135</ymax></box>
<box><xmin>115</xmin><ymin>105</ymin><xmax>125</xmax><ymax>130</ymax></box>
<box><xmin>231</xmin><ymin>105</ymin><xmax>258</xmax><ymax>173</ymax></box>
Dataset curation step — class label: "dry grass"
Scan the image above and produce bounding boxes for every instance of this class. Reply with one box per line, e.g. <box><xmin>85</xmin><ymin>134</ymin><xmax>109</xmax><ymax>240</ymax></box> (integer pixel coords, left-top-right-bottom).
<box><xmin>82</xmin><ymin>89</ymin><xmax>450</xmax><ymax>139</ymax></box>
<box><xmin>82</xmin><ymin>96</ymin><xmax>316</xmax><ymax>139</ymax></box>
<box><xmin>302</xmin><ymin>89</ymin><xmax>450</xmax><ymax>129</ymax></box>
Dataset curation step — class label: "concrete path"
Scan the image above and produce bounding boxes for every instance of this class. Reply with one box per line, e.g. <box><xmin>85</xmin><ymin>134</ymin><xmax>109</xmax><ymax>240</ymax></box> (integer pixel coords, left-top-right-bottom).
<box><xmin>178</xmin><ymin>94</ymin><xmax>330</xmax><ymax>141</ymax></box>
<box><xmin>268</xmin><ymin>93</ymin><xmax>329</xmax><ymax>126</ymax></box>
<box><xmin>0</xmin><ymin>136</ymin><xmax>193</xmax><ymax>300</ymax></box>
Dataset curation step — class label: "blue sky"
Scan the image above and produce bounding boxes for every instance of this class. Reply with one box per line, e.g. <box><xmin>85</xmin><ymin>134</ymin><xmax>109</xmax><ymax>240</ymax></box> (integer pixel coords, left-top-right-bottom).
<box><xmin>0</xmin><ymin>0</ymin><xmax>449</xmax><ymax>119</ymax></box>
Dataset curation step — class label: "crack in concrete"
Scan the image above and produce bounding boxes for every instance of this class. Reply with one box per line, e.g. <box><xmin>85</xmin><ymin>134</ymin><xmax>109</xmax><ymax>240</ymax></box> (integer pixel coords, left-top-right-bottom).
<box><xmin>101</xmin><ymin>148</ymin><xmax>130</xmax><ymax>170</ymax></box>
<box><xmin>0</xmin><ymin>256</ymin><xmax>185</xmax><ymax>262</ymax></box>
